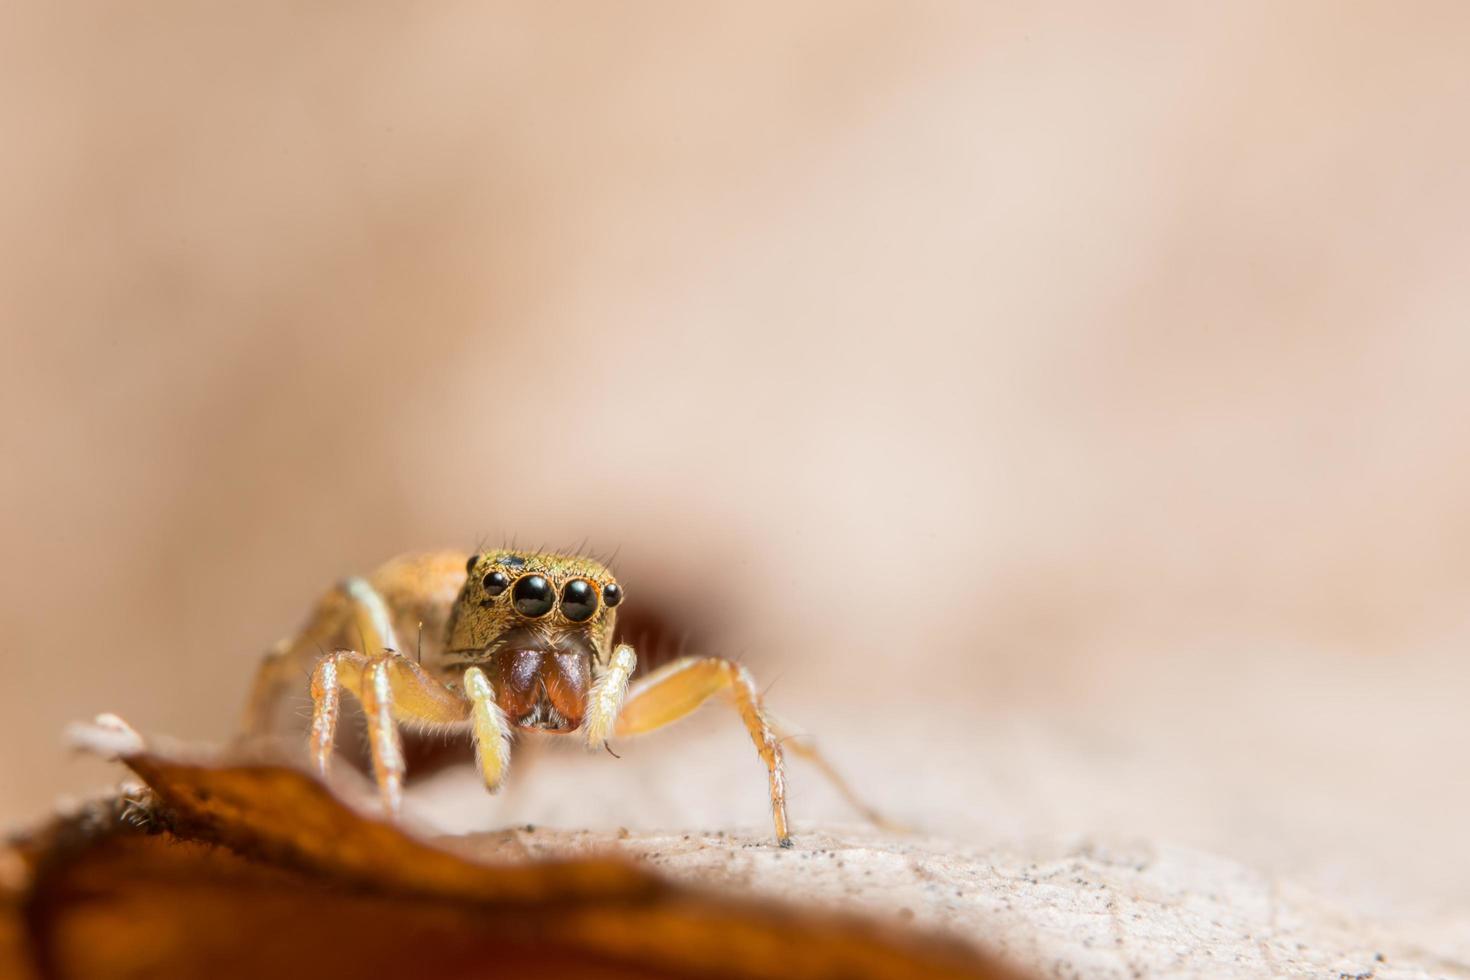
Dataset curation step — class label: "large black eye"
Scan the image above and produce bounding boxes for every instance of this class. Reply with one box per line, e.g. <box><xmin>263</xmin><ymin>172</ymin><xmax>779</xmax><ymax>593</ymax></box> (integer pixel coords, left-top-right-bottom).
<box><xmin>561</xmin><ymin>579</ymin><xmax>598</xmax><ymax>622</ymax></box>
<box><xmin>511</xmin><ymin>575</ymin><xmax>554</xmax><ymax>618</ymax></box>
<box><xmin>481</xmin><ymin>570</ymin><xmax>510</xmax><ymax>596</ymax></box>
<box><xmin>602</xmin><ymin>582</ymin><xmax>623</xmax><ymax>608</ymax></box>
<box><xmin>465</xmin><ymin>554</ymin><xmax>481</xmax><ymax>575</ymax></box>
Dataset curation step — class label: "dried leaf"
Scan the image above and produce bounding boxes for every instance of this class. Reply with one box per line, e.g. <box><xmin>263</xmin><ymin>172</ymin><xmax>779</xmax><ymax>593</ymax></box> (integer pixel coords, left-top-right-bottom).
<box><xmin>2</xmin><ymin>718</ymin><xmax>1016</xmax><ymax>980</ymax></box>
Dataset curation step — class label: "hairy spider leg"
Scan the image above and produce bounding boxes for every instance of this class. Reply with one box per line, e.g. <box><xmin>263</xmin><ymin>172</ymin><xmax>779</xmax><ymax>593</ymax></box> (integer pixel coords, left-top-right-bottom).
<box><xmin>242</xmin><ymin>576</ymin><xmax>404</xmax><ymax>737</ymax></box>
<box><xmin>614</xmin><ymin>656</ymin><xmax>793</xmax><ymax>847</ymax></box>
<box><xmin>308</xmin><ymin>647</ymin><xmax>469</xmax><ymax>815</ymax></box>
<box><xmin>765</xmin><ymin>712</ymin><xmax>907</xmax><ymax>834</ymax></box>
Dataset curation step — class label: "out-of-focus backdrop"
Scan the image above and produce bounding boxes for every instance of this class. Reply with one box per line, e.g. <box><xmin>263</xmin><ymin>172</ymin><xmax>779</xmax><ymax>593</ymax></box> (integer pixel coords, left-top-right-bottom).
<box><xmin>4</xmin><ymin>1</ymin><xmax>1469</xmax><ymax>932</ymax></box>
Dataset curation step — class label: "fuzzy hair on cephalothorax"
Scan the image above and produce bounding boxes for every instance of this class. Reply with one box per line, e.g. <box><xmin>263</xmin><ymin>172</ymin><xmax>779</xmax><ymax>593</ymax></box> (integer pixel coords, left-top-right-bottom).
<box><xmin>444</xmin><ymin>549</ymin><xmax>622</xmax><ymax>670</ymax></box>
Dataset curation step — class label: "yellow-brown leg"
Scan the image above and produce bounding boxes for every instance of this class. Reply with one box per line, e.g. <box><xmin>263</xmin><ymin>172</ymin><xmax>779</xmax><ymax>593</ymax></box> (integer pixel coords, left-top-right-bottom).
<box><xmin>614</xmin><ymin>656</ymin><xmax>792</xmax><ymax>846</ymax></box>
<box><xmin>766</xmin><ymin>713</ymin><xmax>905</xmax><ymax>833</ymax></box>
<box><xmin>243</xmin><ymin>576</ymin><xmax>405</xmax><ymax>738</ymax></box>
<box><xmin>308</xmin><ymin>647</ymin><xmax>469</xmax><ymax>816</ymax></box>
<box><xmin>308</xmin><ymin>652</ymin><xmax>348</xmax><ymax>775</ymax></box>
<box><xmin>360</xmin><ymin>656</ymin><xmax>406</xmax><ymax>815</ymax></box>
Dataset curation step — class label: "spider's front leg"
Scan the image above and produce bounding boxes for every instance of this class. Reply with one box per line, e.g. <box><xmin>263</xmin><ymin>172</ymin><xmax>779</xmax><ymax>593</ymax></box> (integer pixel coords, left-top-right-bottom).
<box><xmin>612</xmin><ymin>654</ymin><xmax>793</xmax><ymax>846</ymax></box>
<box><xmin>300</xmin><ymin>575</ymin><xmax>510</xmax><ymax>816</ymax></box>
<box><xmin>308</xmin><ymin>648</ymin><xmax>469</xmax><ymax>815</ymax></box>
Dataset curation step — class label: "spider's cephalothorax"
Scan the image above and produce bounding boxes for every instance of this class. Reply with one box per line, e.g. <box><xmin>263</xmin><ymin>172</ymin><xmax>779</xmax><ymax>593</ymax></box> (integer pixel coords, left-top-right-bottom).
<box><xmin>447</xmin><ymin>550</ymin><xmax>625</xmax><ymax>732</ymax></box>
<box><xmin>241</xmin><ymin>548</ymin><xmax>884</xmax><ymax>847</ymax></box>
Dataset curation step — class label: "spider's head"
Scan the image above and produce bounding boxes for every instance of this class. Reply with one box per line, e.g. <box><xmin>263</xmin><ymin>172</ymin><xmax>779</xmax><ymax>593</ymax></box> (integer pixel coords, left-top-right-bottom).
<box><xmin>448</xmin><ymin>550</ymin><xmax>623</xmax><ymax>732</ymax></box>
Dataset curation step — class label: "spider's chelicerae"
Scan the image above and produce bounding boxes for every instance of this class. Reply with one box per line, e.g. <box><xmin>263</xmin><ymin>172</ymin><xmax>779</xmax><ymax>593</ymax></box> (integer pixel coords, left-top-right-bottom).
<box><xmin>243</xmin><ymin>550</ymin><xmax>880</xmax><ymax>846</ymax></box>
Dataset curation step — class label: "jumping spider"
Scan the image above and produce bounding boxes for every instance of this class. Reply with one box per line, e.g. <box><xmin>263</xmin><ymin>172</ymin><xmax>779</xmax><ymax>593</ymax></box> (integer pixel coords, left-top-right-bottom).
<box><xmin>243</xmin><ymin>550</ymin><xmax>880</xmax><ymax>846</ymax></box>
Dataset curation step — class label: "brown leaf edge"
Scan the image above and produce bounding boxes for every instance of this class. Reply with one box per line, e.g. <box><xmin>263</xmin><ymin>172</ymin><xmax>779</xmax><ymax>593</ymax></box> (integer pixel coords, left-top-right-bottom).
<box><xmin>1</xmin><ymin>718</ymin><xmax>1021</xmax><ymax>980</ymax></box>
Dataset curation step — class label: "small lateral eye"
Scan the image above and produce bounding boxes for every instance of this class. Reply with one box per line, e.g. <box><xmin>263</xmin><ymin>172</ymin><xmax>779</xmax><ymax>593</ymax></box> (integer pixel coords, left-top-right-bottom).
<box><xmin>482</xmin><ymin>570</ymin><xmax>510</xmax><ymax>596</ymax></box>
<box><xmin>511</xmin><ymin>574</ymin><xmax>555</xmax><ymax>618</ymax></box>
<box><xmin>465</xmin><ymin>554</ymin><xmax>481</xmax><ymax>575</ymax></box>
<box><xmin>561</xmin><ymin>579</ymin><xmax>598</xmax><ymax>622</ymax></box>
<box><xmin>602</xmin><ymin>582</ymin><xmax>623</xmax><ymax>608</ymax></box>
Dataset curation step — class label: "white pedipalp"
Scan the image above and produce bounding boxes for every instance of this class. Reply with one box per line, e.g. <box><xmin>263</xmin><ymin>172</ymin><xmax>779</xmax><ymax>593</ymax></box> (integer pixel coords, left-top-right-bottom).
<box><xmin>581</xmin><ymin>643</ymin><xmax>637</xmax><ymax>749</ymax></box>
<box><xmin>462</xmin><ymin>666</ymin><xmax>513</xmax><ymax>792</ymax></box>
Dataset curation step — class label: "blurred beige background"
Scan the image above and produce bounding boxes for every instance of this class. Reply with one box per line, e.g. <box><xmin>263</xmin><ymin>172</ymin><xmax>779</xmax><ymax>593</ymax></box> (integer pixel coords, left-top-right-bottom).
<box><xmin>4</xmin><ymin>0</ymin><xmax>1470</xmax><ymax>935</ymax></box>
